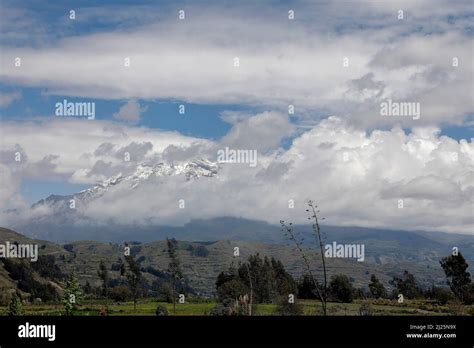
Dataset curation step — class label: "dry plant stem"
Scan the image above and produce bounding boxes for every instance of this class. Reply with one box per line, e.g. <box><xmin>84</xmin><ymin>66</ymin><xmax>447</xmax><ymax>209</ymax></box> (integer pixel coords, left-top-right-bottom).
<box><xmin>309</xmin><ymin>202</ymin><xmax>328</xmax><ymax>314</ymax></box>
<box><xmin>281</xmin><ymin>222</ymin><xmax>327</xmax><ymax>315</ymax></box>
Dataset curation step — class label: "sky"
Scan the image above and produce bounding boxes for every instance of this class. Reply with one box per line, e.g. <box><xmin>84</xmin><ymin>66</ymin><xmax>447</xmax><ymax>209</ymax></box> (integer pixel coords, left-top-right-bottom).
<box><xmin>0</xmin><ymin>0</ymin><xmax>473</xmax><ymax>234</ymax></box>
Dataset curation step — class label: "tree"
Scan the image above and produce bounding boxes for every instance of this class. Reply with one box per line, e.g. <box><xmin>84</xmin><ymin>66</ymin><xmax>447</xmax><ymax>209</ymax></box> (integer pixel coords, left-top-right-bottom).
<box><xmin>215</xmin><ymin>254</ymin><xmax>296</xmax><ymax>316</ymax></box>
<box><xmin>8</xmin><ymin>293</ymin><xmax>24</xmax><ymax>316</ymax></box>
<box><xmin>97</xmin><ymin>260</ymin><xmax>109</xmax><ymax>297</ymax></box>
<box><xmin>440</xmin><ymin>252</ymin><xmax>471</xmax><ymax>303</ymax></box>
<box><xmin>329</xmin><ymin>274</ymin><xmax>354</xmax><ymax>303</ymax></box>
<box><xmin>166</xmin><ymin>238</ymin><xmax>183</xmax><ymax>314</ymax></box>
<box><xmin>124</xmin><ymin>255</ymin><xmax>143</xmax><ymax>312</ymax></box>
<box><xmin>298</xmin><ymin>273</ymin><xmax>319</xmax><ymax>299</ymax></box>
<box><xmin>369</xmin><ymin>274</ymin><xmax>387</xmax><ymax>299</ymax></box>
<box><xmin>63</xmin><ymin>272</ymin><xmax>82</xmax><ymax>315</ymax></box>
<box><xmin>389</xmin><ymin>271</ymin><xmax>421</xmax><ymax>299</ymax></box>
<box><xmin>217</xmin><ymin>279</ymin><xmax>249</xmax><ymax>302</ymax></box>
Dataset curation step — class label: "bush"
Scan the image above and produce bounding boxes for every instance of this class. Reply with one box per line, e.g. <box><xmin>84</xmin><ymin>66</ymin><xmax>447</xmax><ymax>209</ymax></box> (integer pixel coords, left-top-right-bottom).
<box><xmin>109</xmin><ymin>285</ymin><xmax>132</xmax><ymax>302</ymax></box>
<box><xmin>329</xmin><ymin>274</ymin><xmax>355</xmax><ymax>303</ymax></box>
<box><xmin>155</xmin><ymin>305</ymin><xmax>169</xmax><ymax>316</ymax></box>
<box><xmin>8</xmin><ymin>293</ymin><xmax>24</xmax><ymax>316</ymax></box>
<box><xmin>425</xmin><ymin>286</ymin><xmax>453</xmax><ymax>305</ymax></box>
<box><xmin>216</xmin><ymin>279</ymin><xmax>249</xmax><ymax>302</ymax></box>
<box><xmin>276</xmin><ymin>296</ymin><xmax>304</xmax><ymax>316</ymax></box>
<box><xmin>209</xmin><ymin>302</ymin><xmax>232</xmax><ymax>316</ymax></box>
<box><xmin>157</xmin><ymin>283</ymin><xmax>174</xmax><ymax>303</ymax></box>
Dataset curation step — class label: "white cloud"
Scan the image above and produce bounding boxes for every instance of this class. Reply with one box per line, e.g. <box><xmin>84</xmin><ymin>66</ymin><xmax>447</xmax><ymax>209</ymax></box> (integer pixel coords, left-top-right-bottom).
<box><xmin>113</xmin><ymin>99</ymin><xmax>147</xmax><ymax>122</ymax></box>
<box><xmin>220</xmin><ymin>111</ymin><xmax>295</xmax><ymax>152</ymax></box>
<box><xmin>0</xmin><ymin>1</ymin><xmax>472</xmax><ymax>128</ymax></box>
<box><xmin>77</xmin><ymin>117</ymin><xmax>473</xmax><ymax>233</ymax></box>
<box><xmin>2</xmin><ymin>115</ymin><xmax>472</xmax><ymax>234</ymax></box>
<box><xmin>0</xmin><ymin>118</ymin><xmax>210</xmax><ymax>185</ymax></box>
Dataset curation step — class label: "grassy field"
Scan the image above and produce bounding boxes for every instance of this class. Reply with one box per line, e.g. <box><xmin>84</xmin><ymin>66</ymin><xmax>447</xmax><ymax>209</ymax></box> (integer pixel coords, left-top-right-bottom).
<box><xmin>1</xmin><ymin>299</ymin><xmax>472</xmax><ymax>316</ymax></box>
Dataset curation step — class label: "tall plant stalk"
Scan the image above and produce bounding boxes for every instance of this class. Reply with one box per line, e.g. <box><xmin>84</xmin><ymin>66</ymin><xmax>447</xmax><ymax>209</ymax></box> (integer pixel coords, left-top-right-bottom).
<box><xmin>307</xmin><ymin>200</ymin><xmax>328</xmax><ymax>314</ymax></box>
<box><xmin>280</xmin><ymin>215</ymin><xmax>327</xmax><ymax>315</ymax></box>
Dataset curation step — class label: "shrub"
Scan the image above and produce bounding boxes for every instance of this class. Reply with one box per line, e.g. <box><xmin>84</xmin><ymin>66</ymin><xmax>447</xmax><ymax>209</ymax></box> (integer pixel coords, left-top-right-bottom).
<box><xmin>8</xmin><ymin>293</ymin><xmax>24</xmax><ymax>316</ymax></box>
<box><xmin>209</xmin><ymin>301</ymin><xmax>232</xmax><ymax>316</ymax></box>
<box><xmin>216</xmin><ymin>279</ymin><xmax>249</xmax><ymax>302</ymax></box>
<box><xmin>276</xmin><ymin>296</ymin><xmax>304</xmax><ymax>316</ymax></box>
<box><xmin>425</xmin><ymin>286</ymin><xmax>453</xmax><ymax>305</ymax></box>
<box><xmin>109</xmin><ymin>285</ymin><xmax>132</xmax><ymax>302</ymax></box>
<box><xmin>329</xmin><ymin>274</ymin><xmax>355</xmax><ymax>303</ymax></box>
<box><xmin>155</xmin><ymin>305</ymin><xmax>169</xmax><ymax>316</ymax></box>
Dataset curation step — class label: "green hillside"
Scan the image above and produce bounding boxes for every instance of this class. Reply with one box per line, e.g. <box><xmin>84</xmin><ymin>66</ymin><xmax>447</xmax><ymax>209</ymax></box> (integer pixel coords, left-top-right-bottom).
<box><xmin>0</xmin><ymin>227</ymin><xmax>451</xmax><ymax>298</ymax></box>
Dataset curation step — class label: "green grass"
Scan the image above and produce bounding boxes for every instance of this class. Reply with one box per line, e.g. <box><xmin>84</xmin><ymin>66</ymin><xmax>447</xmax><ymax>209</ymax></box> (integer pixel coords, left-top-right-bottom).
<box><xmin>1</xmin><ymin>298</ymin><xmax>471</xmax><ymax>316</ymax></box>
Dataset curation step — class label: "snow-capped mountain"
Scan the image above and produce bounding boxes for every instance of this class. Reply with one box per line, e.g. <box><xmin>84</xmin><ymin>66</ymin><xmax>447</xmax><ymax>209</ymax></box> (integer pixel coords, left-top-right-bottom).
<box><xmin>31</xmin><ymin>159</ymin><xmax>218</xmax><ymax>209</ymax></box>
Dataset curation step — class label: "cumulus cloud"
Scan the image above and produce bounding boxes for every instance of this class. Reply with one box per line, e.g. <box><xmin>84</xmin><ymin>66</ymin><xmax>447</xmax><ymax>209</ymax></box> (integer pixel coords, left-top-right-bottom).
<box><xmin>76</xmin><ymin>117</ymin><xmax>473</xmax><ymax>234</ymax></box>
<box><xmin>0</xmin><ymin>118</ymin><xmax>210</xmax><ymax>184</ymax></box>
<box><xmin>220</xmin><ymin>111</ymin><xmax>295</xmax><ymax>153</ymax></box>
<box><xmin>2</xmin><ymin>116</ymin><xmax>472</xmax><ymax>234</ymax></box>
<box><xmin>113</xmin><ymin>99</ymin><xmax>147</xmax><ymax>122</ymax></box>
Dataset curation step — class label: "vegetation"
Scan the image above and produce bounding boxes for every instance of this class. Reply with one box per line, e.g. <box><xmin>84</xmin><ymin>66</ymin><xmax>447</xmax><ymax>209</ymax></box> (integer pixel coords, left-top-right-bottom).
<box><xmin>97</xmin><ymin>260</ymin><xmax>109</xmax><ymax>297</ymax></box>
<box><xmin>389</xmin><ymin>270</ymin><xmax>422</xmax><ymax>299</ymax></box>
<box><xmin>8</xmin><ymin>293</ymin><xmax>24</xmax><ymax>316</ymax></box>
<box><xmin>329</xmin><ymin>274</ymin><xmax>355</xmax><ymax>303</ymax></box>
<box><xmin>440</xmin><ymin>251</ymin><xmax>472</xmax><ymax>304</ymax></box>
<box><xmin>280</xmin><ymin>200</ymin><xmax>328</xmax><ymax>315</ymax></box>
<box><xmin>166</xmin><ymin>238</ymin><xmax>184</xmax><ymax>314</ymax></box>
<box><xmin>63</xmin><ymin>272</ymin><xmax>82</xmax><ymax>316</ymax></box>
<box><xmin>155</xmin><ymin>304</ymin><xmax>168</xmax><ymax>316</ymax></box>
<box><xmin>124</xmin><ymin>254</ymin><xmax>144</xmax><ymax>312</ymax></box>
<box><xmin>369</xmin><ymin>274</ymin><xmax>387</xmax><ymax>299</ymax></box>
<box><xmin>1</xmin><ymin>258</ymin><xmax>60</xmax><ymax>302</ymax></box>
<box><xmin>0</xmin><ymin>227</ymin><xmax>472</xmax><ymax>316</ymax></box>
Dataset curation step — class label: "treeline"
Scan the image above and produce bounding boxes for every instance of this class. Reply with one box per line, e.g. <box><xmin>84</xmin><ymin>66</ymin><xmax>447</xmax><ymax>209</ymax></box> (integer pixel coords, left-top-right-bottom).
<box><xmin>2</xmin><ymin>236</ymin><xmax>472</xmax><ymax>317</ymax></box>
<box><xmin>211</xmin><ymin>251</ymin><xmax>473</xmax><ymax>315</ymax></box>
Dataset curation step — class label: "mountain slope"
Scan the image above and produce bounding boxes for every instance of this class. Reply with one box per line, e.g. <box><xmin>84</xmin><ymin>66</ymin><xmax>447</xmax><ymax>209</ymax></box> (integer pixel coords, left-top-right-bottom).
<box><xmin>0</xmin><ymin>227</ymin><xmax>464</xmax><ymax>298</ymax></box>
